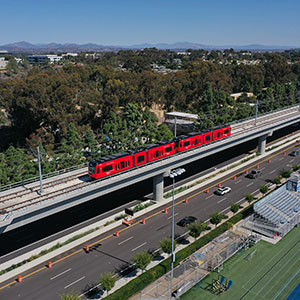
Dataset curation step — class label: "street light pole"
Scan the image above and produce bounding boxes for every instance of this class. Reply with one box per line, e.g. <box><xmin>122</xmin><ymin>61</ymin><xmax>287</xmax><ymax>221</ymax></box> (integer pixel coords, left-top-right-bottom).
<box><xmin>255</xmin><ymin>99</ymin><xmax>258</xmax><ymax>126</ymax></box>
<box><xmin>169</xmin><ymin>168</ymin><xmax>185</xmax><ymax>298</ymax></box>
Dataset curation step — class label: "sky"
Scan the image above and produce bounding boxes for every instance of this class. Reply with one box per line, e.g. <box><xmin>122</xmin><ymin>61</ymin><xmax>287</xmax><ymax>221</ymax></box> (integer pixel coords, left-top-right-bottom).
<box><xmin>0</xmin><ymin>0</ymin><xmax>299</xmax><ymax>46</ymax></box>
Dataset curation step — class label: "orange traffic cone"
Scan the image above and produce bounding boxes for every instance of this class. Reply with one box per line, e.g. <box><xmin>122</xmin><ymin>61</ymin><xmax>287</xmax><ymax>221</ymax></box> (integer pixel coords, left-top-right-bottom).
<box><xmin>218</xmin><ymin>183</ymin><xmax>222</xmax><ymax>188</ymax></box>
<box><xmin>184</xmin><ymin>198</ymin><xmax>188</xmax><ymax>204</ymax></box>
<box><xmin>142</xmin><ymin>218</ymin><xmax>146</xmax><ymax>225</ymax></box>
<box><xmin>86</xmin><ymin>244</ymin><xmax>89</xmax><ymax>252</ymax></box>
<box><xmin>18</xmin><ymin>275</ymin><xmax>22</xmax><ymax>283</ymax></box>
<box><xmin>48</xmin><ymin>261</ymin><xmax>52</xmax><ymax>269</ymax></box>
<box><xmin>257</xmin><ymin>164</ymin><xmax>260</xmax><ymax>169</ymax></box>
<box><xmin>115</xmin><ymin>231</ymin><xmax>119</xmax><ymax>237</ymax></box>
<box><xmin>164</xmin><ymin>208</ymin><xmax>168</xmax><ymax>214</ymax></box>
<box><xmin>206</xmin><ymin>188</ymin><xmax>209</xmax><ymax>194</ymax></box>
<box><xmin>233</xmin><ymin>176</ymin><xmax>237</xmax><ymax>180</ymax></box>
<box><xmin>245</xmin><ymin>170</ymin><xmax>249</xmax><ymax>174</ymax></box>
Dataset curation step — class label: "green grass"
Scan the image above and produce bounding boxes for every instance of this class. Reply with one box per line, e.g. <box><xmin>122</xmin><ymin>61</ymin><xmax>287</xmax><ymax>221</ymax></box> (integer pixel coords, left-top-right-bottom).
<box><xmin>181</xmin><ymin>226</ymin><xmax>300</xmax><ymax>300</ymax></box>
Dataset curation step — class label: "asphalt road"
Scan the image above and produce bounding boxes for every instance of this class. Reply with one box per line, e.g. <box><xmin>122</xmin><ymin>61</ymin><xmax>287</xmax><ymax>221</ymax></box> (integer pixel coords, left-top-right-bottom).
<box><xmin>1</xmin><ymin>141</ymin><xmax>300</xmax><ymax>300</ymax></box>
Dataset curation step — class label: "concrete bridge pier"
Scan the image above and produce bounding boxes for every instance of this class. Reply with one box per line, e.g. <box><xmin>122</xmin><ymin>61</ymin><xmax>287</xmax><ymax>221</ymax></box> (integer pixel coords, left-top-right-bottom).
<box><xmin>153</xmin><ymin>171</ymin><xmax>170</xmax><ymax>201</ymax></box>
<box><xmin>258</xmin><ymin>132</ymin><xmax>273</xmax><ymax>154</ymax></box>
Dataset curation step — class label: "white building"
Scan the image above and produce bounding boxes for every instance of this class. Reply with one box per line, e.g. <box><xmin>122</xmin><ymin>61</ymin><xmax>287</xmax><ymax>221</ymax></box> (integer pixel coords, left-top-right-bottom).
<box><xmin>27</xmin><ymin>55</ymin><xmax>63</xmax><ymax>64</ymax></box>
<box><xmin>0</xmin><ymin>57</ymin><xmax>8</xmax><ymax>70</ymax></box>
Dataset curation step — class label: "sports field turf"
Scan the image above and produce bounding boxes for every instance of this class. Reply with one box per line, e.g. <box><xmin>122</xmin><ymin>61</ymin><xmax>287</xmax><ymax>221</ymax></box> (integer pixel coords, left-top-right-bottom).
<box><xmin>181</xmin><ymin>226</ymin><xmax>300</xmax><ymax>300</ymax></box>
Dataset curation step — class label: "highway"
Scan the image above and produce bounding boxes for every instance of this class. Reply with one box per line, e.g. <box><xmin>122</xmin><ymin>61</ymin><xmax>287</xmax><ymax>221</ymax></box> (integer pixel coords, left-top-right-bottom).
<box><xmin>1</xmin><ymin>140</ymin><xmax>300</xmax><ymax>299</ymax></box>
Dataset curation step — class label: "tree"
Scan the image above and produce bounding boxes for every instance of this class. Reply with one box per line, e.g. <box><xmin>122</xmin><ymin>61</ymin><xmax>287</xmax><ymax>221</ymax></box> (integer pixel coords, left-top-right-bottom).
<box><xmin>156</xmin><ymin>123</ymin><xmax>173</xmax><ymax>141</ymax></box>
<box><xmin>160</xmin><ymin>238</ymin><xmax>176</xmax><ymax>255</ymax></box>
<box><xmin>210</xmin><ymin>213</ymin><xmax>223</xmax><ymax>227</ymax></box>
<box><xmin>99</xmin><ymin>272</ymin><xmax>116</xmax><ymax>295</ymax></box>
<box><xmin>132</xmin><ymin>251</ymin><xmax>153</xmax><ymax>272</ymax></box>
<box><xmin>188</xmin><ymin>222</ymin><xmax>206</xmax><ymax>240</ymax></box>
<box><xmin>60</xmin><ymin>292</ymin><xmax>81</xmax><ymax>300</ymax></box>
<box><xmin>280</xmin><ymin>169</ymin><xmax>292</xmax><ymax>178</ymax></box>
<box><xmin>230</xmin><ymin>204</ymin><xmax>239</xmax><ymax>213</ymax></box>
<box><xmin>246</xmin><ymin>194</ymin><xmax>254</xmax><ymax>203</ymax></box>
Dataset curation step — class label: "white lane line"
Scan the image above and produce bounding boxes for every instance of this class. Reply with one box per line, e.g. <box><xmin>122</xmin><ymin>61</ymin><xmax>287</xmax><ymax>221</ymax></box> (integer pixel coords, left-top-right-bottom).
<box><xmin>205</xmin><ymin>194</ymin><xmax>214</xmax><ymax>199</ymax></box>
<box><xmin>279</xmin><ymin>157</ymin><xmax>284</xmax><ymax>161</ymax></box>
<box><xmin>132</xmin><ymin>242</ymin><xmax>147</xmax><ymax>252</ymax></box>
<box><xmin>234</xmin><ymin>180</ymin><xmax>242</xmax><ymax>185</ymax></box>
<box><xmin>289</xmin><ymin>159</ymin><xmax>295</xmax><ymax>163</ymax></box>
<box><xmin>260</xmin><ymin>167</ymin><xmax>265</xmax><ymax>170</ymax></box>
<box><xmin>246</xmin><ymin>182</ymin><xmax>254</xmax><ymax>187</ymax></box>
<box><xmin>118</xmin><ymin>236</ymin><xmax>133</xmax><ymax>246</ymax></box>
<box><xmin>217</xmin><ymin>197</ymin><xmax>227</xmax><ymax>204</ymax></box>
<box><xmin>167</xmin><ymin>213</ymin><xmax>179</xmax><ymax>220</ymax></box>
<box><xmin>50</xmin><ymin>268</ymin><xmax>71</xmax><ymax>280</ymax></box>
<box><xmin>270</xmin><ymin>169</ymin><xmax>276</xmax><ymax>174</ymax></box>
<box><xmin>64</xmin><ymin>276</ymin><xmax>85</xmax><ymax>289</ymax></box>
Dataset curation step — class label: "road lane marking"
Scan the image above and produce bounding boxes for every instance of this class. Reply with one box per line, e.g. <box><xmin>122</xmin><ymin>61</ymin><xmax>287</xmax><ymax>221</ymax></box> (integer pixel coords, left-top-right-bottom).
<box><xmin>279</xmin><ymin>157</ymin><xmax>284</xmax><ymax>161</ymax></box>
<box><xmin>205</xmin><ymin>194</ymin><xmax>214</xmax><ymax>199</ymax></box>
<box><xmin>217</xmin><ymin>197</ymin><xmax>227</xmax><ymax>203</ymax></box>
<box><xmin>167</xmin><ymin>213</ymin><xmax>179</xmax><ymax>220</ymax></box>
<box><xmin>234</xmin><ymin>180</ymin><xmax>242</xmax><ymax>185</ymax></box>
<box><xmin>64</xmin><ymin>276</ymin><xmax>85</xmax><ymax>289</ymax></box>
<box><xmin>270</xmin><ymin>169</ymin><xmax>276</xmax><ymax>174</ymax></box>
<box><xmin>260</xmin><ymin>167</ymin><xmax>265</xmax><ymax>170</ymax></box>
<box><xmin>1</xmin><ymin>141</ymin><xmax>298</xmax><ymax>292</ymax></box>
<box><xmin>118</xmin><ymin>236</ymin><xmax>133</xmax><ymax>246</ymax></box>
<box><xmin>50</xmin><ymin>268</ymin><xmax>71</xmax><ymax>280</ymax></box>
<box><xmin>132</xmin><ymin>242</ymin><xmax>147</xmax><ymax>252</ymax></box>
<box><xmin>246</xmin><ymin>182</ymin><xmax>254</xmax><ymax>187</ymax></box>
<box><xmin>289</xmin><ymin>159</ymin><xmax>295</xmax><ymax>163</ymax></box>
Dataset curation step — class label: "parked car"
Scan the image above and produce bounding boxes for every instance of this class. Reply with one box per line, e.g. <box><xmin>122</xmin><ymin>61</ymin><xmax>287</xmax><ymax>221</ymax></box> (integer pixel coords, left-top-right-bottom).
<box><xmin>247</xmin><ymin>169</ymin><xmax>262</xmax><ymax>179</ymax></box>
<box><xmin>177</xmin><ymin>216</ymin><xmax>197</xmax><ymax>227</ymax></box>
<box><xmin>290</xmin><ymin>150</ymin><xmax>300</xmax><ymax>156</ymax></box>
<box><xmin>215</xmin><ymin>186</ymin><xmax>232</xmax><ymax>195</ymax></box>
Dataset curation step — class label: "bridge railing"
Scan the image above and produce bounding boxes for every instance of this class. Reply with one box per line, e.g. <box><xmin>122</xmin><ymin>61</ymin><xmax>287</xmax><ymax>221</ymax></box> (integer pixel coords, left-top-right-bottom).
<box><xmin>229</xmin><ymin>103</ymin><xmax>300</xmax><ymax>127</ymax></box>
<box><xmin>0</xmin><ymin>163</ymin><xmax>88</xmax><ymax>193</ymax></box>
<box><xmin>1</xmin><ymin>104</ymin><xmax>299</xmax><ymax>194</ymax></box>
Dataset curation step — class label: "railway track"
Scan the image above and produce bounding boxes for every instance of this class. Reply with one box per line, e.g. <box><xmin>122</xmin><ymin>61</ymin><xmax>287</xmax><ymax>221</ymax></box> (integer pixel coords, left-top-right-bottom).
<box><xmin>0</xmin><ymin>108</ymin><xmax>299</xmax><ymax>216</ymax></box>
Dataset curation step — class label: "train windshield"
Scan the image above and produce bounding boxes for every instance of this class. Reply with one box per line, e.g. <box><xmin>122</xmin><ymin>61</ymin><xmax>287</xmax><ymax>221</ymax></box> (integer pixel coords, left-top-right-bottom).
<box><xmin>89</xmin><ymin>162</ymin><xmax>96</xmax><ymax>173</ymax></box>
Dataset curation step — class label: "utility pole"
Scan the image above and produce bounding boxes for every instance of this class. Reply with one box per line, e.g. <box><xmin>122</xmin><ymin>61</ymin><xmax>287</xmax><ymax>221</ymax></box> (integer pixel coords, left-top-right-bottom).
<box><xmin>37</xmin><ymin>146</ymin><xmax>43</xmax><ymax>194</ymax></box>
<box><xmin>174</xmin><ymin>117</ymin><xmax>177</xmax><ymax>138</ymax></box>
<box><xmin>255</xmin><ymin>99</ymin><xmax>258</xmax><ymax>126</ymax></box>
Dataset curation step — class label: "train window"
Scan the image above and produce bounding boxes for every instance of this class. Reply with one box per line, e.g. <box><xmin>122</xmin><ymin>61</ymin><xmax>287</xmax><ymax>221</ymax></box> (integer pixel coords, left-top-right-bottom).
<box><xmin>184</xmin><ymin>141</ymin><xmax>190</xmax><ymax>147</ymax></box>
<box><xmin>156</xmin><ymin>150</ymin><xmax>159</xmax><ymax>157</ymax></box>
<box><xmin>224</xmin><ymin>129</ymin><xmax>229</xmax><ymax>134</ymax></box>
<box><xmin>195</xmin><ymin>139</ymin><xmax>198</xmax><ymax>144</ymax></box>
<box><xmin>217</xmin><ymin>132</ymin><xmax>222</xmax><ymax>138</ymax></box>
<box><xmin>137</xmin><ymin>155</ymin><xmax>145</xmax><ymax>163</ymax></box>
<box><xmin>121</xmin><ymin>161</ymin><xmax>125</xmax><ymax>169</ymax></box>
<box><xmin>165</xmin><ymin>146</ymin><xmax>172</xmax><ymax>153</ymax></box>
<box><xmin>97</xmin><ymin>167</ymin><xmax>100</xmax><ymax>174</ymax></box>
<box><xmin>205</xmin><ymin>135</ymin><xmax>211</xmax><ymax>142</ymax></box>
<box><xmin>103</xmin><ymin>165</ymin><xmax>112</xmax><ymax>172</ymax></box>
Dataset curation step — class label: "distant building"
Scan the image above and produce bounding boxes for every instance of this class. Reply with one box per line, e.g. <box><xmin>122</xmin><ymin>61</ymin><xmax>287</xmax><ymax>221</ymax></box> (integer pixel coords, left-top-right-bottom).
<box><xmin>0</xmin><ymin>57</ymin><xmax>8</xmax><ymax>70</ymax></box>
<box><xmin>164</xmin><ymin>112</ymin><xmax>198</xmax><ymax>135</ymax></box>
<box><xmin>230</xmin><ymin>92</ymin><xmax>255</xmax><ymax>101</ymax></box>
<box><xmin>27</xmin><ymin>55</ymin><xmax>63</xmax><ymax>64</ymax></box>
<box><xmin>62</xmin><ymin>52</ymin><xmax>78</xmax><ymax>57</ymax></box>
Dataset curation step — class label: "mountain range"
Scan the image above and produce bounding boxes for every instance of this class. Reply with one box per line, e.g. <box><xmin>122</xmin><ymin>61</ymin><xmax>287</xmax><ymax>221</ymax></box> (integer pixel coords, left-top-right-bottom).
<box><xmin>0</xmin><ymin>41</ymin><xmax>298</xmax><ymax>53</ymax></box>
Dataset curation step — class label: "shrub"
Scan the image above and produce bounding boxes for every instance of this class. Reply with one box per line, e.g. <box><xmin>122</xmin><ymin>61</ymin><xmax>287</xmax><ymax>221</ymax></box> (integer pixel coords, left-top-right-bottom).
<box><xmin>260</xmin><ymin>185</ymin><xmax>268</xmax><ymax>194</ymax></box>
<box><xmin>280</xmin><ymin>169</ymin><xmax>292</xmax><ymax>178</ymax></box>
<box><xmin>292</xmin><ymin>164</ymin><xmax>299</xmax><ymax>171</ymax></box>
<box><xmin>210</xmin><ymin>213</ymin><xmax>223</xmax><ymax>227</ymax></box>
<box><xmin>230</xmin><ymin>204</ymin><xmax>239</xmax><ymax>213</ymax></box>
<box><xmin>272</xmin><ymin>176</ymin><xmax>281</xmax><ymax>185</ymax></box>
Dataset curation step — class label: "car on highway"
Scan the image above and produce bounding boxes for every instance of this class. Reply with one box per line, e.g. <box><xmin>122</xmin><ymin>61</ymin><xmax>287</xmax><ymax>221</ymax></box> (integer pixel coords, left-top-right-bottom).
<box><xmin>215</xmin><ymin>186</ymin><xmax>232</xmax><ymax>195</ymax></box>
<box><xmin>247</xmin><ymin>169</ymin><xmax>262</xmax><ymax>179</ymax></box>
<box><xmin>177</xmin><ymin>216</ymin><xmax>197</xmax><ymax>227</ymax></box>
<box><xmin>290</xmin><ymin>150</ymin><xmax>300</xmax><ymax>157</ymax></box>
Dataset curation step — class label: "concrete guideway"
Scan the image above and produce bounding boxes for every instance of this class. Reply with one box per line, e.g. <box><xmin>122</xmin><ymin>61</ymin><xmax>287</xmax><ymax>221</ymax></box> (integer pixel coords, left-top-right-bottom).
<box><xmin>1</xmin><ymin>130</ymin><xmax>300</xmax><ymax>287</ymax></box>
<box><xmin>1</xmin><ymin>105</ymin><xmax>300</xmax><ymax>234</ymax></box>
